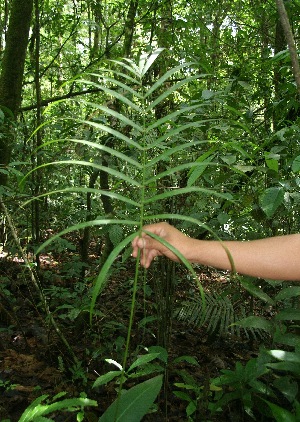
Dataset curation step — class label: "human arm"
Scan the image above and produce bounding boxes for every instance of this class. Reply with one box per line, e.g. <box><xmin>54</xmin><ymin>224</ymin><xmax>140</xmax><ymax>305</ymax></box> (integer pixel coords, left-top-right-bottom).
<box><xmin>131</xmin><ymin>222</ymin><xmax>300</xmax><ymax>281</ymax></box>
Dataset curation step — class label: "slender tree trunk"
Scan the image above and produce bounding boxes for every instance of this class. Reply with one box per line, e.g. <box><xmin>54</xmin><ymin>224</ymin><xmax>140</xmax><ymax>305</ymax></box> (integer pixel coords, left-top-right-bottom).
<box><xmin>0</xmin><ymin>0</ymin><xmax>34</xmax><ymax>186</ymax></box>
<box><xmin>275</xmin><ymin>0</ymin><xmax>300</xmax><ymax>95</ymax></box>
<box><xmin>33</xmin><ymin>0</ymin><xmax>42</xmax><ymax>262</ymax></box>
<box><xmin>273</xmin><ymin>18</ymin><xmax>286</xmax><ymax>129</ymax></box>
<box><xmin>123</xmin><ymin>0</ymin><xmax>138</xmax><ymax>57</ymax></box>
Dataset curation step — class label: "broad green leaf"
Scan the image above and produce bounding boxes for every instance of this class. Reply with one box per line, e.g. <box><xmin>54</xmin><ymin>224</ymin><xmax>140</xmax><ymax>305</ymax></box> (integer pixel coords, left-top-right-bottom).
<box><xmin>148</xmin><ymin>346</ymin><xmax>168</xmax><ymax>364</ymax></box>
<box><xmin>240</xmin><ymin>279</ymin><xmax>275</xmax><ymax>304</ymax></box>
<box><xmin>269</xmin><ymin>349</ymin><xmax>300</xmax><ymax>363</ymax></box>
<box><xmin>259</xmin><ymin>187</ymin><xmax>284</xmax><ymax>218</ymax></box>
<box><xmin>173</xmin><ymin>356</ymin><xmax>200</xmax><ymax>366</ymax></box>
<box><xmin>234</xmin><ymin>316</ymin><xmax>273</xmax><ymax>332</ymax></box>
<box><xmin>186</xmin><ymin>400</ymin><xmax>197</xmax><ymax>416</ymax></box>
<box><xmin>99</xmin><ymin>375</ymin><xmax>163</xmax><ymax>422</ymax></box>
<box><xmin>265</xmin><ymin>152</ymin><xmax>280</xmax><ymax>172</ymax></box>
<box><xmin>233</xmin><ymin>164</ymin><xmax>255</xmax><ymax>173</ymax></box>
<box><xmin>220</xmin><ymin>154</ymin><xmax>236</xmax><ymax>165</ymax></box>
<box><xmin>93</xmin><ymin>371</ymin><xmax>122</xmax><ymax>388</ymax></box>
<box><xmin>202</xmin><ymin>89</ymin><xmax>214</xmax><ymax>99</ymax></box>
<box><xmin>173</xmin><ymin>391</ymin><xmax>193</xmax><ymax>401</ymax></box>
<box><xmin>271</xmin><ymin>49</ymin><xmax>289</xmax><ymax>62</ymax></box>
<box><xmin>264</xmin><ymin>399</ymin><xmax>296</xmax><ymax>422</ymax></box>
<box><xmin>267</xmin><ymin>361</ymin><xmax>300</xmax><ymax>374</ymax></box>
<box><xmin>292</xmin><ymin>155</ymin><xmax>300</xmax><ymax>172</ymax></box>
<box><xmin>275</xmin><ymin>309</ymin><xmax>300</xmax><ymax>320</ymax></box>
<box><xmin>128</xmin><ymin>353</ymin><xmax>161</xmax><ymax>372</ymax></box>
<box><xmin>237</xmin><ymin>81</ymin><xmax>252</xmax><ymax>90</ymax></box>
<box><xmin>273</xmin><ymin>331</ymin><xmax>300</xmax><ymax>347</ymax></box>
<box><xmin>273</xmin><ymin>376</ymin><xmax>298</xmax><ymax>402</ymax></box>
<box><xmin>275</xmin><ymin>286</ymin><xmax>300</xmax><ymax>301</ymax></box>
<box><xmin>217</xmin><ymin>212</ymin><xmax>230</xmax><ymax>225</ymax></box>
<box><xmin>19</xmin><ymin>397</ymin><xmax>97</xmax><ymax>422</ymax></box>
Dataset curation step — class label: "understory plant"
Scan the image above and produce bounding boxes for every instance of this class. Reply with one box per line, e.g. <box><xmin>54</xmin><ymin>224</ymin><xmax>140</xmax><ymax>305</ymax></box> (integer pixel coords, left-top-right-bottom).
<box><xmin>209</xmin><ymin>283</ymin><xmax>300</xmax><ymax>421</ymax></box>
<box><xmin>17</xmin><ymin>393</ymin><xmax>97</xmax><ymax>422</ymax></box>
<box><xmin>22</xmin><ymin>48</ymin><xmax>233</xmax><ymax>420</ymax></box>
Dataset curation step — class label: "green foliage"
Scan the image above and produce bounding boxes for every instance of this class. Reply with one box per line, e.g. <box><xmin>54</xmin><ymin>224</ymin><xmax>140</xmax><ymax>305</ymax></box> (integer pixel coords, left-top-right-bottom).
<box><xmin>27</xmin><ymin>50</ymin><xmax>225</xmax><ymax>316</ymax></box>
<box><xmin>93</xmin><ymin>351</ymin><xmax>165</xmax><ymax>389</ymax></box>
<box><xmin>18</xmin><ymin>393</ymin><xmax>97</xmax><ymax>422</ymax></box>
<box><xmin>24</xmin><ymin>49</ymin><xmax>223</xmax><ymax>419</ymax></box>
<box><xmin>99</xmin><ymin>375</ymin><xmax>163</xmax><ymax>422</ymax></box>
<box><xmin>175</xmin><ymin>280</ymin><xmax>269</xmax><ymax>339</ymax></box>
<box><xmin>1</xmin><ymin>0</ymin><xmax>300</xmax><ymax>419</ymax></box>
<box><xmin>172</xmin><ymin>358</ymin><xmax>205</xmax><ymax>419</ymax></box>
<box><xmin>209</xmin><ymin>282</ymin><xmax>300</xmax><ymax>420</ymax></box>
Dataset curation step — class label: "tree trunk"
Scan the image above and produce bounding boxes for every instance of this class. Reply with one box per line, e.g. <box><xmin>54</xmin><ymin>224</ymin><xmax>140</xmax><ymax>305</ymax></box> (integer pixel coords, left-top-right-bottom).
<box><xmin>275</xmin><ymin>0</ymin><xmax>300</xmax><ymax>95</ymax></box>
<box><xmin>0</xmin><ymin>0</ymin><xmax>34</xmax><ymax>187</ymax></box>
<box><xmin>123</xmin><ymin>0</ymin><xmax>138</xmax><ymax>57</ymax></box>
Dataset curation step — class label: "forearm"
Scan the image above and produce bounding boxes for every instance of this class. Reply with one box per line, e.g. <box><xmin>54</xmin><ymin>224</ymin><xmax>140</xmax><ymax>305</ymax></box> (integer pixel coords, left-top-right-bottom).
<box><xmin>189</xmin><ymin>234</ymin><xmax>300</xmax><ymax>281</ymax></box>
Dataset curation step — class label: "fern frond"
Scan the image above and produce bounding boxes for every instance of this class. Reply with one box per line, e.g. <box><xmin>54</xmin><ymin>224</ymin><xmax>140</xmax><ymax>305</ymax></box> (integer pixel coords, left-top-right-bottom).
<box><xmin>175</xmin><ymin>291</ymin><xmax>266</xmax><ymax>340</ymax></box>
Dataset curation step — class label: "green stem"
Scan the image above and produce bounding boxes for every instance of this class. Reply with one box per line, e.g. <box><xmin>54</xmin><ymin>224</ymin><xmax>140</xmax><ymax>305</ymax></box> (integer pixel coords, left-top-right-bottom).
<box><xmin>0</xmin><ymin>196</ymin><xmax>79</xmax><ymax>365</ymax></box>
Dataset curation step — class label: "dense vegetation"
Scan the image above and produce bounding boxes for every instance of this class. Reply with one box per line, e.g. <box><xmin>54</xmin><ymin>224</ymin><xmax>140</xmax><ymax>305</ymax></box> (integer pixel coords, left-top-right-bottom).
<box><xmin>0</xmin><ymin>0</ymin><xmax>300</xmax><ymax>421</ymax></box>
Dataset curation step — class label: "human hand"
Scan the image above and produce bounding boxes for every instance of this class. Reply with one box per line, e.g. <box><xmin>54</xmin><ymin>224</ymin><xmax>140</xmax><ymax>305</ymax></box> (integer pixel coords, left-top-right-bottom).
<box><xmin>131</xmin><ymin>222</ymin><xmax>191</xmax><ymax>268</ymax></box>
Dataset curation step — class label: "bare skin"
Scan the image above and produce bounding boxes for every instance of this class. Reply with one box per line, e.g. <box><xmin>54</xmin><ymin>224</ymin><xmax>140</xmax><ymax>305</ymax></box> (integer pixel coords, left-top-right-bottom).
<box><xmin>131</xmin><ymin>222</ymin><xmax>300</xmax><ymax>281</ymax></box>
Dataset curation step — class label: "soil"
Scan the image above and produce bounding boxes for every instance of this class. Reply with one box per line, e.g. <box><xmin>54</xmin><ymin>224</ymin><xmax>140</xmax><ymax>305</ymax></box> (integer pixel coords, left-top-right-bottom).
<box><xmin>0</xmin><ymin>252</ymin><xmax>265</xmax><ymax>422</ymax></box>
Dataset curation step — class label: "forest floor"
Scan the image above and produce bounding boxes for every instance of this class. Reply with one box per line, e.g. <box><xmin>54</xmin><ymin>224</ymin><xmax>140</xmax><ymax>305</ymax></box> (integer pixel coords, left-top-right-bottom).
<box><xmin>0</xmin><ymin>250</ymin><xmax>266</xmax><ymax>422</ymax></box>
